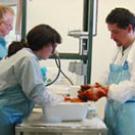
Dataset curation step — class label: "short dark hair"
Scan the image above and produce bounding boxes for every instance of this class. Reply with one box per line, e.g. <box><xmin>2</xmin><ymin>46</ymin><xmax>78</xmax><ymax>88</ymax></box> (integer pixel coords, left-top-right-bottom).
<box><xmin>106</xmin><ymin>8</ymin><xmax>135</xmax><ymax>30</ymax></box>
<box><xmin>26</xmin><ymin>24</ymin><xmax>62</xmax><ymax>51</ymax></box>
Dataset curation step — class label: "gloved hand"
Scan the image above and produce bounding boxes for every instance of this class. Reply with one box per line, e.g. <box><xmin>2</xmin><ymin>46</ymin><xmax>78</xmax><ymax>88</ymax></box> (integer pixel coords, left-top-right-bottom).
<box><xmin>78</xmin><ymin>83</ymin><xmax>108</xmax><ymax>101</ymax></box>
<box><xmin>64</xmin><ymin>96</ymin><xmax>82</xmax><ymax>102</ymax></box>
<box><xmin>96</xmin><ymin>87</ymin><xmax>108</xmax><ymax>98</ymax></box>
<box><xmin>78</xmin><ymin>89</ymin><xmax>98</xmax><ymax>101</ymax></box>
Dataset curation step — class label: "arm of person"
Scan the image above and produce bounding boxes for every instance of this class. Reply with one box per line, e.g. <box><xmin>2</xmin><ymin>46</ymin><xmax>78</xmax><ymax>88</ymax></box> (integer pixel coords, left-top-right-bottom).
<box><xmin>107</xmin><ymin>60</ymin><xmax>135</xmax><ymax>103</ymax></box>
<box><xmin>14</xmin><ymin>56</ymin><xmax>63</xmax><ymax>106</ymax></box>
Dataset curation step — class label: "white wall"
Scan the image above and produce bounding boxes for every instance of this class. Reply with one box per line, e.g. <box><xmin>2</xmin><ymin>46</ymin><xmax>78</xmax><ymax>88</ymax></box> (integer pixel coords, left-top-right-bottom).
<box><xmin>27</xmin><ymin>0</ymin><xmax>83</xmax><ymax>53</ymax></box>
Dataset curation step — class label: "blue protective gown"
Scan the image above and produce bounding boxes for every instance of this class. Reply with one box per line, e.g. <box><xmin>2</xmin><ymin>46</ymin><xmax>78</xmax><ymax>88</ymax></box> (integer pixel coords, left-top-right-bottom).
<box><xmin>105</xmin><ymin>60</ymin><xmax>135</xmax><ymax>135</ymax></box>
<box><xmin>0</xmin><ymin>48</ymin><xmax>55</xmax><ymax>135</ymax></box>
<box><xmin>0</xmin><ymin>36</ymin><xmax>7</xmax><ymax>59</ymax></box>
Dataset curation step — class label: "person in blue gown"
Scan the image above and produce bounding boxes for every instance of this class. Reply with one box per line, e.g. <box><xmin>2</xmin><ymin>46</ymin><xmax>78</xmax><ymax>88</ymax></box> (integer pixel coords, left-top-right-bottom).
<box><xmin>0</xmin><ymin>24</ymin><xmax>63</xmax><ymax>135</ymax></box>
<box><xmin>0</xmin><ymin>4</ymin><xmax>14</xmax><ymax>59</ymax></box>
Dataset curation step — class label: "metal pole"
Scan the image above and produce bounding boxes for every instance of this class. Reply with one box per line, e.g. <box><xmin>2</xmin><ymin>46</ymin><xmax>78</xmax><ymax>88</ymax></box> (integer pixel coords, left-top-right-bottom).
<box><xmin>21</xmin><ymin>0</ymin><xmax>27</xmax><ymax>40</ymax></box>
<box><xmin>87</xmin><ymin>0</ymin><xmax>94</xmax><ymax>84</ymax></box>
<box><xmin>83</xmin><ymin>0</ymin><xmax>89</xmax><ymax>31</ymax></box>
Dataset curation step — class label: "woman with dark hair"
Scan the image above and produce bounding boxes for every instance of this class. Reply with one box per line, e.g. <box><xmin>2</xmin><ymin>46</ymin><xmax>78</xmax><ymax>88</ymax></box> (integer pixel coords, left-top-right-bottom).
<box><xmin>0</xmin><ymin>24</ymin><xmax>62</xmax><ymax>135</ymax></box>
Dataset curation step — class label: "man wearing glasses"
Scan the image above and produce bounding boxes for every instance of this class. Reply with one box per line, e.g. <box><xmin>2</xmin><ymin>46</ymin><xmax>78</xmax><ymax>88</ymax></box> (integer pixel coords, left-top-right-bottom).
<box><xmin>0</xmin><ymin>4</ymin><xmax>14</xmax><ymax>60</ymax></box>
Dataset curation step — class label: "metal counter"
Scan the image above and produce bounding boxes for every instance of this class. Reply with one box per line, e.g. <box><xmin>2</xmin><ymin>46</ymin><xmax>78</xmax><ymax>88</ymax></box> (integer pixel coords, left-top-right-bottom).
<box><xmin>16</xmin><ymin>124</ymin><xmax>107</xmax><ymax>135</ymax></box>
<box><xmin>15</xmin><ymin>108</ymin><xmax>107</xmax><ymax>135</ymax></box>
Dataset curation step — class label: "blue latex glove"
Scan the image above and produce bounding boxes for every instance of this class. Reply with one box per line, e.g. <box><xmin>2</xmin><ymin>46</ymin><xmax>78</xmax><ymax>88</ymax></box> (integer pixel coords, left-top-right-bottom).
<box><xmin>40</xmin><ymin>67</ymin><xmax>47</xmax><ymax>82</ymax></box>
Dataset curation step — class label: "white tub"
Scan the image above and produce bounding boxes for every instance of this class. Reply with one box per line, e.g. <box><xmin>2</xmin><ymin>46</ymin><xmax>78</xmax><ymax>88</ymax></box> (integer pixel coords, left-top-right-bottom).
<box><xmin>43</xmin><ymin>102</ymin><xmax>89</xmax><ymax>123</ymax></box>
